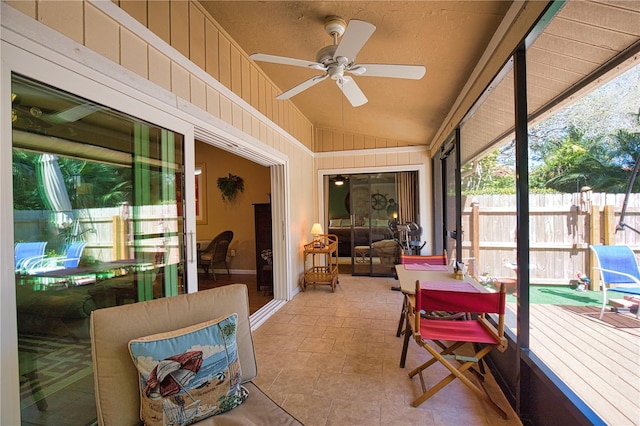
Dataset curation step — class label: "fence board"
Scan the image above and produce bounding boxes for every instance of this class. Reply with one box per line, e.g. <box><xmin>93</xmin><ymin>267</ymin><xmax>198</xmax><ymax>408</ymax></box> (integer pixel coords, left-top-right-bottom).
<box><xmin>463</xmin><ymin>192</ymin><xmax>640</xmax><ymax>285</ymax></box>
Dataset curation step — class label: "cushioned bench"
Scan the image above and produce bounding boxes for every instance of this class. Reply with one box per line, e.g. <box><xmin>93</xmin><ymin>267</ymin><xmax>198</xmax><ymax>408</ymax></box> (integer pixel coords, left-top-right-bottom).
<box><xmin>90</xmin><ymin>284</ymin><xmax>301</xmax><ymax>425</ymax></box>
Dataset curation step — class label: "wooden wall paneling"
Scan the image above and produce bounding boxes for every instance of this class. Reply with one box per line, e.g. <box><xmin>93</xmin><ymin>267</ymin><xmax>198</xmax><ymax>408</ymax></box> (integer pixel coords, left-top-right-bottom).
<box><xmin>204</xmin><ymin>20</ymin><xmax>220</xmax><ymax>80</ymax></box>
<box><xmin>354</xmin><ymin>134</ymin><xmax>365</xmax><ymax>150</ymax></box>
<box><xmin>220</xmin><ymin>95</ymin><xmax>232</xmax><ymax>124</ymax></box>
<box><xmin>374</xmin><ymin>153</ymin><xmax>386</xmax><ymax>166</ymax></box>
<box><xmin>259</xmin><ymin>122</ymin><xmax>267</xmax><ymax>145</ymax></box>
<box><xmin>240</xmin><ymin>57</ymin><xmax>251</xmax><ymax>104</ymax></box>
<box><xmin>38</xmin><ymin>0</ymin><xmax>83</xmax><ymax>44</ymax></box>
<box><xmin>305</xmin><ymin>122</ymin><xmax>313</xmax><ymax>148</ymax></box>
<box><xmin>242</xmin><ymin>109</ymin><xmax>252</xmax><ymax>134</ymax></box>
<box><xmin>266</xmin><ymin>125</ymin><xmax>274</xmax><ymax>147</ymax></box>
<box><xmin>169</xmin><ymin>1</ymin><xmax>189</xmax><ymax>58</ymax></box>
<box><xmin>85</xmin><ymin>3</ymin><xmax>120</xmax><ymax>63</ymax></box>
<box><xmin>292</xmin><ymin>110</ymin><xmax>299</xmax><ymax>143</ymax></box>
<box><xmin>119</xmin><ymin>0</ymin><xmax>147</xmax><ymax>26</ymax></box>
<box><xmin>386</xmin><ymin>151</ymin><xmax>399</xmax><ymax>165</ymax></box>
<box><xmin>5</xmin><ymin>0</ymin><xmax>36</xmax><ymax>18</ymax></box>
<box><xmin>333</xmin><ymin>132</ymin><xmax>344</xmax><ymax>151</ymax></box>
<box><xmin>232</xmin><ymin>103</ymin><xmax>243</xmax><ymax>129</ymax></box>
<box><xmin>323</xmin><ymin>129</ymin><xmax>332</xmax><ymax>150</ymax></box>
<box><xmin>251</xmin><ymin>114</ymin><xmax>260</xmax><ymax>139</ymax></box>
<box><xmin>206</xmin><ymin>86</ymin><xmax>221</xmax><ymax>117</ymax></box>
<box><xmin>275</xmin><ymin>99</ymin><xmax>284</xmax><ymax>130</ymax></box>
<box><xmin>344</xmin><ymin>133</ymin><xmax>354</xmax><ymax>151</ymax></box>
<box><xmin>375</xmin><ymin>138</ymin><xmax>386</xmax><ymax>148</ymax></box>
<box><xmin>250</xmin><ymin>66</ymin><xmax>260</xmax><ymax>111</ymax></box>
<box><xmin>147</xmin><ymin>0</ymin><xmax>170</xmax><ymax>44</ymax></box>
<box><xmin>230</xmin><ymin>46</ymin><xmax>242</xmax><ymax>96</ymax></box>
<box><xmin>364</xmin><ymin>136</ymin><xmax>375</xmax><ymax>149</ymax></box>
<box><xmin>190</xmin><ymin>75</ymin><xmax>206</xmax><ymax>110</ymax></box>
<box><xmin>258</xmin><ymin>74</ymin><xmax>267</xmax><ymax>116</ymax></box>
<box><xmin>189</xmin><ymin>3</ymin><xmax>206</xmax><ymax>70</ymax></box>
<box><xmin>218</xmin><ymin>35</ymin><xmax>231</xmax><ymax>89</ymax></box>
<box><xmin>120</xmin><ymin>28</ymin><xmax>148</xmax><ymax>78</ymax></box>
<box><xmin>396</xmin><ymin>151</ymin><xmax>410</xmax><ymax>165</ymax></box>
<box><xmin>170</xmin><ymin>62</ymin><xmax>190</xmax><ymax>100</ymax></box>
<box><xmin>148</xmin><ymin>46</ymin><xmax>172</xmax><ymax>91</ymax></box>
<box><xmin>343</xmin><ymin>155</ymin><xmax>355</xmax><ymax>168</ymax></box>
<box><xmin>269</xmin><ymin>86</ymin><xmax>278</xmax><ymax>124</ymax></box>
<box><xmin>264</xmin><ymin>80</ymin><xmax>276</xmax><ymax>120</ymax></box>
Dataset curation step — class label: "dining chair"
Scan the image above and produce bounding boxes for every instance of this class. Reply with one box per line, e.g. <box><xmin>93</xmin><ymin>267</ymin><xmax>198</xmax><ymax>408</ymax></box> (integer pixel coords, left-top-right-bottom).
<box><xmin>198</xmin><ymin>230</ymin><xmax>233</xmax><ymax>280</ymax></box>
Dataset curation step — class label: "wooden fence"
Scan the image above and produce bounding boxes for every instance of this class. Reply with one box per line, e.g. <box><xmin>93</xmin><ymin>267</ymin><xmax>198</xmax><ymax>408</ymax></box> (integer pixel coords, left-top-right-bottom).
<box><xmin>14</xmin><ymin>205</ymin><xmax>182</xmax><ymax>267</ymax></box>
<box><xmin>461</xmin><ymin>192</ymin><xmax>640</xmax><ymax>289</ymax></box>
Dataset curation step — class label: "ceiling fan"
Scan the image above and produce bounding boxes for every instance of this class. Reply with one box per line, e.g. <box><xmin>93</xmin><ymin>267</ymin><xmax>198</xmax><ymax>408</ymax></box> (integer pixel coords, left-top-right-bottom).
<box><xmin>249</xmin><ymin>16</ymin><xmax>426</xmax><ymax>107</ymax></box>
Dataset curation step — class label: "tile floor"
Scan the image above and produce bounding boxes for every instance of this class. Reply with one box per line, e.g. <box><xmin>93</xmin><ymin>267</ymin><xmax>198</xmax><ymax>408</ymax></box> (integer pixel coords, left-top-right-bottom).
<box><xmin>252</xmin><ymin>274</ymin><xmax>521</xmax><ymax>426</ymax></box>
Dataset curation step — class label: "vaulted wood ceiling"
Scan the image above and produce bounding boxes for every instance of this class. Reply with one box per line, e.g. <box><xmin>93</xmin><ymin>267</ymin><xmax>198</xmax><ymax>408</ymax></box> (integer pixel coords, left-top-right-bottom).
<box><xmin>199</xmin><ymin>1</ymin><xmax>640</xmax><ymax>156</ymax></box>
<box><xmin>199</xmin><ymin>1</ymin><xmax>515</xmax><ymax>147</ymax></box>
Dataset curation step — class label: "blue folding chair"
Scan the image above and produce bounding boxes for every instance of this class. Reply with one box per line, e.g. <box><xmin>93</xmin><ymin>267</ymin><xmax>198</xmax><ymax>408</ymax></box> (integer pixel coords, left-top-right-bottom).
<box><xmin>14</xmin><ymin>242</ymin><xmax>47</xmax><ymax>273</ymax></box>
<box><xmin>590</xmin><ymin>245</ymin><xmax>640</xmax><ymax>319</ymax></box>
<box><xmin>26</xmin><ymin>241</ymin><xmax>87</xmax><ymax>274</ymax></box>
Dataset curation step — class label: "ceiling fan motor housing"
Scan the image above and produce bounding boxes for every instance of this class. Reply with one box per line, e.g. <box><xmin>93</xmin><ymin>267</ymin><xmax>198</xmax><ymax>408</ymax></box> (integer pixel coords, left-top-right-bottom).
<box><xmin>316</xmin><ymin>45</ymin><xmax>338</xmax><ymax>65</ymax></box>
<box><xmin>324</xmin><ymin>16</ymin><xmax>346</xmax><ymax>38</ymax></box>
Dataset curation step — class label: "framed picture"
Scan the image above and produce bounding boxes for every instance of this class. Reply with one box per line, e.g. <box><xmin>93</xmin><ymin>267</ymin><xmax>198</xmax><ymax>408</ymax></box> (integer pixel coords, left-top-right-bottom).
<box><xmin>195</xmin><ymin>163</ymin><xmax>207</xmax><ymax>224</ymax></box>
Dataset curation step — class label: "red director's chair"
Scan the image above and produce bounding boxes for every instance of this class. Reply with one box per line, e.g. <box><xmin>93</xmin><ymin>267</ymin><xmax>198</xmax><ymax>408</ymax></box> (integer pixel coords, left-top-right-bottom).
<box><xmin>408</xmin><ymin>279</ymin><xmax>508</xmax><ymax>419</ymax></box>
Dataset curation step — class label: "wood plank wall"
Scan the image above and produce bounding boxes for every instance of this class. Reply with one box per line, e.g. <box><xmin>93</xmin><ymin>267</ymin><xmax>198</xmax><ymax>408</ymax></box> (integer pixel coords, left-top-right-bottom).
<box><xmin>4</xmin><ymin>0</ymin><xmax>432</xmax><ymax>258</ymax></box>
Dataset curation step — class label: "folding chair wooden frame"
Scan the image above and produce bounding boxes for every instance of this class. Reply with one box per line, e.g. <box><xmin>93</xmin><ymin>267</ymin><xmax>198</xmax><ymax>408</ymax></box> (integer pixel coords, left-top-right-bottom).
<box><xmin>408</xmin><ymin>280</ymin><xmax>508</xmax><ymax>419</ymax></box>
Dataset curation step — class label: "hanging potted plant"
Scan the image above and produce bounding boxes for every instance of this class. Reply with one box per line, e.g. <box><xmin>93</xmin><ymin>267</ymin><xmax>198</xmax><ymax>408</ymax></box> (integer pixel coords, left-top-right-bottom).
<box><xmin>217</xmin><ymin>173</ymin><xmax>244</xmax><ymax>202</ymax></box>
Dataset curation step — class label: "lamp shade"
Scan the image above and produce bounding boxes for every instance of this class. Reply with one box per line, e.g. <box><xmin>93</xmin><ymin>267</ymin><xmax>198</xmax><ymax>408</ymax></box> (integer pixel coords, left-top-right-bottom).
<box><xmin>310</xmin><ymin>223</ymin><xmax>324</xmax><ymax>236</ymax></box>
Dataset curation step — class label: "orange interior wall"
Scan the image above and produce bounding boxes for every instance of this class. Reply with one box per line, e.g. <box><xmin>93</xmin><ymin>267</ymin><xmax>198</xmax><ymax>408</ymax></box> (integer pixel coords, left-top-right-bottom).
<box><xmin>195</xmin><ymin>142</ymin><xmax>271</xmax><ymax>272</ymax></box>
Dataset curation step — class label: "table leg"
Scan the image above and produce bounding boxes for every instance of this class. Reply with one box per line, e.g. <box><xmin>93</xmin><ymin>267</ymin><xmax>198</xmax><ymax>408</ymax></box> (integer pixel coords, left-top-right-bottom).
<box><xmin>396</xmin><ymin>293</ymin><xmax>407</xmax><ymax>337</ymax></box>
<box><xmin>399</xmin><ymin>308</ymin><xmax>412</xmax><ymax>368</ymax></box>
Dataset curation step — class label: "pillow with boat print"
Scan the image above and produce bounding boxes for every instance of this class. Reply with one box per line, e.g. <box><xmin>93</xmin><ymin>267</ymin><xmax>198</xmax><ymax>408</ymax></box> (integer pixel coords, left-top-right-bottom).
<box><xmin>128</xmin><ymin>314</ymin><xmax>248</xmax><ymax>426</ymax></box>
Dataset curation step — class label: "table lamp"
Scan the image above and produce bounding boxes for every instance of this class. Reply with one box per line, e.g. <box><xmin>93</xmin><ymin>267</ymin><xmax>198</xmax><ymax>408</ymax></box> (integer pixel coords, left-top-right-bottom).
<box><xmin>310</xmin><ymin>223</ymin><xmax>324</xmax><ymax>247</ymax></box>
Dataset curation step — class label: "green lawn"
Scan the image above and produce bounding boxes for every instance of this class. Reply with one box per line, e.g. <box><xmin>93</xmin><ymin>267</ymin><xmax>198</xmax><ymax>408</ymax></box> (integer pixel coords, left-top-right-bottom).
<box><xmin>505</xmin><ymin>285</ymin><xmax>602</xmax><ymax>306</ymax></box>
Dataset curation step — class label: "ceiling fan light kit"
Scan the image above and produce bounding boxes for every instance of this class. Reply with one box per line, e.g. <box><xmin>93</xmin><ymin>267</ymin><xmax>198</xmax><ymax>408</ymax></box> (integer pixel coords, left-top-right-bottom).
<box><xmin>249</xmin><ymin>15</ymin><xmax>426</xmax><ymax>107</ymax></box>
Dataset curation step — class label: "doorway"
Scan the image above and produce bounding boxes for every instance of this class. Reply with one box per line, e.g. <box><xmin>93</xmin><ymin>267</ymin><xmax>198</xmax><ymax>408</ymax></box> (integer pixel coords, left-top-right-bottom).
<box><xmin>327</xmin><ymin>171</ymin><xmax>420</xmax><ymax>277</ymax></box>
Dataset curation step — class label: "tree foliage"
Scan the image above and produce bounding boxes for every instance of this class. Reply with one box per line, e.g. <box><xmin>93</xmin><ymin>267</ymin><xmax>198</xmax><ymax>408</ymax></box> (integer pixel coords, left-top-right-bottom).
<box><xmin>466</xmin><ymin>64</ymin><xmax>640</xmax><ymax>195</ymax></box>
<box><xmin>13</xmin><ymin>150</ymin><xmax>132</xmax><ymax>211</ymax></box>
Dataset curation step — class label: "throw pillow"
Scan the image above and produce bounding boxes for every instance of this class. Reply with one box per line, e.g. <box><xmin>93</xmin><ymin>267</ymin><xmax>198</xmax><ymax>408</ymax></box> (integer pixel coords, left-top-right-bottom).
<box><xmin>128</xmin><ymin>314</ymin><xmax>249</xmax><ymax>426</ymax></box>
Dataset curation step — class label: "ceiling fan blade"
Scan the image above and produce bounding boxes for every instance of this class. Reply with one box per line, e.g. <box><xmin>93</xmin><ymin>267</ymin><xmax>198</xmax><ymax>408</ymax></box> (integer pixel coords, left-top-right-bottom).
<box><xmin>276</xmin><ymin>74</ymin><xmax>329</xmax><ymax>100</ymax></box>
<box><xmin>333</xmin><ymin>20</ymin><xmax>376</xmax><ymax>61</ymax></box>
<box><xmin>351</xmin><ymin>64</ymin><xmax>426</xmax><ymax>80</ymax></box>
<box><xmin>336</xmin><ymin>77</ymin><xmax>368</xmax><ymax>107</ymax></box>
<box><xmin>250</xmin><ymin>53</ymin><xmax>325</xmax><ymax>70</ymax></box>
<box><xmin>45</xmin><ymin>103</ymin><xmax>102</xmax><ymax>123</ymax></box>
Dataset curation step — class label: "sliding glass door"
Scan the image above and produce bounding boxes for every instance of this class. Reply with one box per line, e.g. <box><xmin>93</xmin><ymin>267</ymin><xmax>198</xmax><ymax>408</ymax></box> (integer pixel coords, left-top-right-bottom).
<box><xmin>348</xmin><ymin>173</ymin><xmax>399</xmax><ymax>277</ymax></box>
<box><xmin>12</xmin><ymin>74</ymin><xmax>185</xmax><ymax>424</ymax></box>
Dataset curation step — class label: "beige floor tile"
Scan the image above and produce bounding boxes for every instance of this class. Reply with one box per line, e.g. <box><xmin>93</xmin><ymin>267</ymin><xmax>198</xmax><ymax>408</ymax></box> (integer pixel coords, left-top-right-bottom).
<box><xmin>323</xmin><ymin>326</ymin><xmax>356</xmax><ymax>341</ymax></box>
<box><xmin>299</xmin><ymin>336</ymin><xmax>337</xmax><ymax>353</ymax></box>
<box><xmin>306</xmin><ymin>352</ymin><xmax>347</xmax><ymax>373</ymax></box>
<box><xmin>253</xmin><ymin>273</ymin><xmax>521</xmax><ymax>426</ymax></box>
<box><xmin>342</xmin><ymin>354</ymin><xmax>384</xmax><ymax>376</ymax></box>
<box><xmin>282</xmin><ymin>393</ymin><xmax>332</xmax><ymax>426</ymax></box>
<box><xmin>326</xmin><ymin>399</ymin><xmax>381</xmax><ymax>426</ymax></box>
<box><xmin>313</xmin><ymin>371</ymin><xmax>361</xmax><ymax>400</ymax></box>
<box><xmin>316</xmin><ymin>316</ymin><xmax>346</xmax><ymax>327</ymax></box>
<box><xmin>269</xmin><ymin>367</ymin><xmax>321</xmax><ymax>395</ymax></box>
<box><xmin>380</xmin><ymin>403</ymin><xmax>436</xmax><ymax>425</ymax></box>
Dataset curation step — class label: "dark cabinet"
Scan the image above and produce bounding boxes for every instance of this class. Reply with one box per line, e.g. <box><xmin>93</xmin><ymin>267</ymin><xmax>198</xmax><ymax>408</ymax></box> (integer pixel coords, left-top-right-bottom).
<box><xmin>254</xmin><ymin>203</ymin><xmax>272</xmax><ymax>292</ymax></box>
